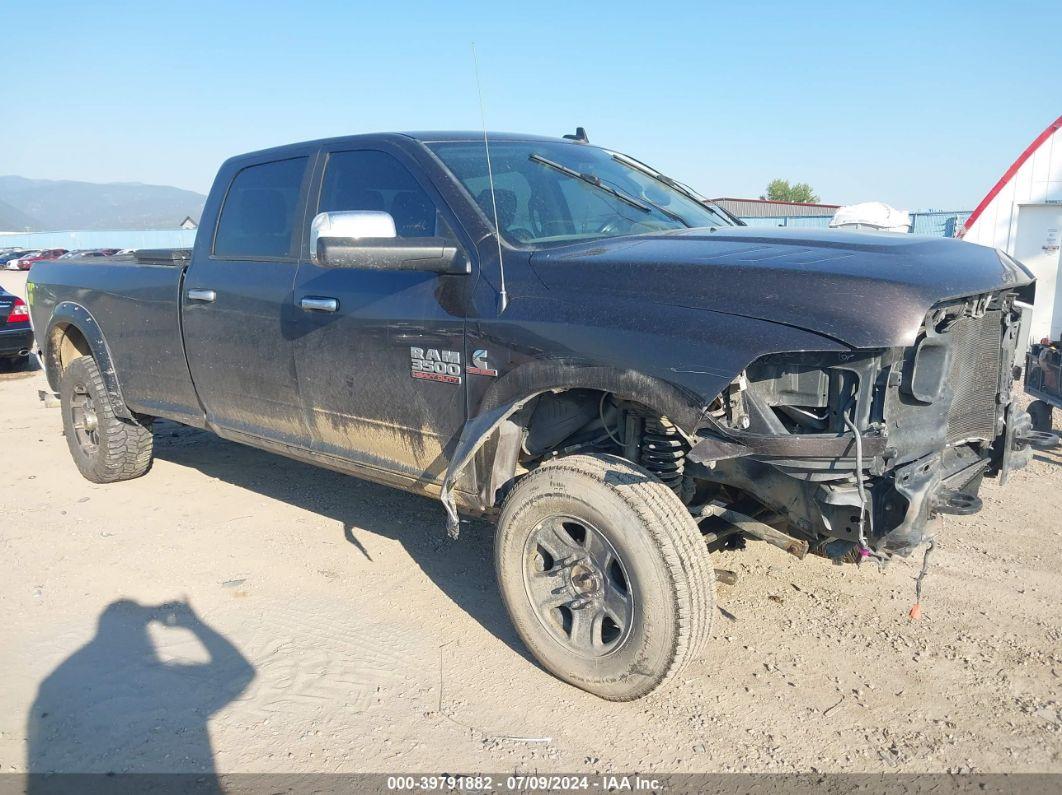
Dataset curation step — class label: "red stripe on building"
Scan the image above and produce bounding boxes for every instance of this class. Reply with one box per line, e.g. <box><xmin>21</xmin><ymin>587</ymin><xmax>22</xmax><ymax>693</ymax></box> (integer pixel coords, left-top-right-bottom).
<box><xmin>959</xmin><ymin>114</ymin><xmax>1062</xmax><ymax>237</ymax></box>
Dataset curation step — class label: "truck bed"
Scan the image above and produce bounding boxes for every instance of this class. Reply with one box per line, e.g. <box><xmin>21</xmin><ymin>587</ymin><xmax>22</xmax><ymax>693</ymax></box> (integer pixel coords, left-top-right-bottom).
<box><xmin>28</xmin><ymin>251</ymin><xmax>204</xmax><ymax>422</ymax></box>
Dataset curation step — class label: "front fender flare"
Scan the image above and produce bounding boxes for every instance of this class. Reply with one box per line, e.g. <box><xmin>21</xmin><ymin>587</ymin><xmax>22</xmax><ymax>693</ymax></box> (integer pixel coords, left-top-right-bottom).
<box><xmin>43</xmin><ymin>302</ymin><xmax>132</xmax><ymax>420</ymax></box>
<box><xmin>439</xmin><ymin>362</ymin><xmax>709</xmax><ymax>537</ymax></box>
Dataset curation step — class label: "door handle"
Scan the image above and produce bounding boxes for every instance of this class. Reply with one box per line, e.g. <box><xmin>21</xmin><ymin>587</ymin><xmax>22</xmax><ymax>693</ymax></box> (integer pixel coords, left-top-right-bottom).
<box><xmin>187</xmin><ymin>289</ymin><xmax>216</xmax><ymax>303</ymax></box>
<box><xmin>299</xmin><ymin>296</ymin><xmax>339</xmax><ymax>313</ymax></box>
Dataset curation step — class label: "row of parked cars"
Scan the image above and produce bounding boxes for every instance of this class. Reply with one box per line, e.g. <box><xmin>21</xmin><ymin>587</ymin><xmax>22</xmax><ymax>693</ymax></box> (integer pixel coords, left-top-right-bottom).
<box><xmin>0</xmin><ymin>247</ymin><xmax>133</xmax><ymax>271</ymax></box>
<box><xmin>0</xmin><ymin>246</ymin><xmax>137</xmax><ymax>368</ymax></box>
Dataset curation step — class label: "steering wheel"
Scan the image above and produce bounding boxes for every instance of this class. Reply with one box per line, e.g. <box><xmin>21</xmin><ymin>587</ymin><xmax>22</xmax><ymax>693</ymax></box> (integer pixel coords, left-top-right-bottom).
<box><xmin>528</xmin><ymin>194</ymin><xmax>551</xmax><ymax>238</ymax></box>
<box><xmin>595</xmin><ymin>218</ymin><xmax>631</xmax><ymax>235</ymax></box>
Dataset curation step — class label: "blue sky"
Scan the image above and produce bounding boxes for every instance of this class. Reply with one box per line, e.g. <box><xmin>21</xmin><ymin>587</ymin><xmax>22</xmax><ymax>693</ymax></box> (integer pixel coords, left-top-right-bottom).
<box><xmin>3</xmin><ymin>0</ymin><xmax>1059</xmax><ymax>209</ymax></box>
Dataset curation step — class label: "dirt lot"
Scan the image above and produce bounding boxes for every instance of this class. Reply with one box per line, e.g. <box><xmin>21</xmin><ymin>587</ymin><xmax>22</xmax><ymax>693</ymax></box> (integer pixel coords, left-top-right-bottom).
<box><xmin>1</xmin><ymin>269</ymin><xmax>1060</xmax><ymax>776</ymax></box>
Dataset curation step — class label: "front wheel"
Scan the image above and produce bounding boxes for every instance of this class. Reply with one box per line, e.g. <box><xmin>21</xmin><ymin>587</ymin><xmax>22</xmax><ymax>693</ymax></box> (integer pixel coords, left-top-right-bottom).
<box><xmin>495</xmin><ymin>453</ymin><xmax>714</xmax><ymax>700</ymax></box>
<box><xmin>60</xmin><ymin>355</ymin><xmax>154</xmax><ymax>483</ymax></box>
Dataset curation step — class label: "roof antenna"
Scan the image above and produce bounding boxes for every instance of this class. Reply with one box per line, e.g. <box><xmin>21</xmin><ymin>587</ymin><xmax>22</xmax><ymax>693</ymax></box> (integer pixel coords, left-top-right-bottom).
<box><xmin>472</xmin><ymin>43</ymin><xmax>508</xmax><ymax>313</ymax></box>
<box><xmin>563</xmin><ymin>127</ymin><xmax>589</xmax><ymax>143</ymax></box>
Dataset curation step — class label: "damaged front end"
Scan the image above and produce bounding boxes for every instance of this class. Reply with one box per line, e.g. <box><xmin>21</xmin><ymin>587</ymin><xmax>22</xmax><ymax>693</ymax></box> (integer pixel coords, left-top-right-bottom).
<box><xmin>689</xmin><ymin>290</ymin><xmax>1058</xmax><ymax>560</ymax></box>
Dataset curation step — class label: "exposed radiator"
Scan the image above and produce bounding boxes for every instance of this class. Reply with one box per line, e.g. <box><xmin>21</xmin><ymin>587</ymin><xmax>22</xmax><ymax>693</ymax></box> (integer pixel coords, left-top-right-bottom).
<box><xmin>945</xmin><ymin>308</ymin><xmax>1004</xmax><ymax>444</ymax></box>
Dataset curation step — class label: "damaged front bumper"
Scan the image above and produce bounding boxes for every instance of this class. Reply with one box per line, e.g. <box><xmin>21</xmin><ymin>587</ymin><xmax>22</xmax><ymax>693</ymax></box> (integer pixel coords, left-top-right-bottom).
<box><xmin>689</xmin><ymin>292</ymin><xmax>1060</xmax><ymax>559</ymax></box>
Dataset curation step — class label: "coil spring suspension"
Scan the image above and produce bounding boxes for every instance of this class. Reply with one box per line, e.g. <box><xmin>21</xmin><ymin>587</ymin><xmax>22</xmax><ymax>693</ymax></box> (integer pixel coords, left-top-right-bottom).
<box><xmin>640</xmin><ymin>417</ymin><xmax>690</xmax><ymax>497</ymax></box>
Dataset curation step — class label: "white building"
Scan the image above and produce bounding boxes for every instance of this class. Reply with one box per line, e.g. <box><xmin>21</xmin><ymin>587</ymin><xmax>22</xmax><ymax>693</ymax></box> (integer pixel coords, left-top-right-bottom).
<box><xmin>960</xmin><ymin>115</ymin><xmax>1062</xmax><ymax>342</ymax></box>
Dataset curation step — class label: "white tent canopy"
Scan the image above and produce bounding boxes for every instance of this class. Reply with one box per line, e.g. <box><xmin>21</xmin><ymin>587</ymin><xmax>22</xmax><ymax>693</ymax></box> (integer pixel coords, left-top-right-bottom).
<box><xmin>829</xmin><ymin>202</ymin><xmax>911</xmax><ymax>233</ymax></box>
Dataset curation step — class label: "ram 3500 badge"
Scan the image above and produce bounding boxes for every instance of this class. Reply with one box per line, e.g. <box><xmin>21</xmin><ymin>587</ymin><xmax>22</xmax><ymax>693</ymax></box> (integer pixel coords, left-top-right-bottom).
<box><xmin>410</xmin><ymin>347</ymin><xmax>462</xmax><ymax>384</ymax></box>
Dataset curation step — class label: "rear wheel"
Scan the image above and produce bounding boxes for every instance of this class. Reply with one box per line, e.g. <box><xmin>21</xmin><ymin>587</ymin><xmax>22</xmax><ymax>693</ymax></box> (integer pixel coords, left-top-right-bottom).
<box><xmin>60</xmin><ymin>355</ymin><xmax>153</xmax><ymax>483</ymax></box>
<box><xmin>495</xmin><ymin>453</ymin><xmax>714</xmax><ymax>700</ymax></box>
<box><xmin>1029</xmin><ymin>399</ymin><xmax>1053</xmax><ymax>433</ymax></box>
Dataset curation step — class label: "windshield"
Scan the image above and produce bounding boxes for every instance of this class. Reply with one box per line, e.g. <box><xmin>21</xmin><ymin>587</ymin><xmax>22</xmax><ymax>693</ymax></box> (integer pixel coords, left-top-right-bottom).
<box><xmin>428</xmin><ymin>140</ymin><xmax>733</xmax><ymax>247</ymax></box>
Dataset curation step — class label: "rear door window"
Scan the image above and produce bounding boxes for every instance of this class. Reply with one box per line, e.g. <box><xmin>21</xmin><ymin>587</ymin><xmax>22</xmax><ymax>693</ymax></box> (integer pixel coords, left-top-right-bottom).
<box><xmin>214</xmin><ymin>157</ymin><xmax>308</xmax><ymax>259</ymax></box>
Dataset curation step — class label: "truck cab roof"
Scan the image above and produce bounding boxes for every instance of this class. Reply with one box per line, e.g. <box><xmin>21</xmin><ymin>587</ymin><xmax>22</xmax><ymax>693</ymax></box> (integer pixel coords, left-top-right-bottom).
<box><xmin>224</xmin><ymin>131</ymin><xmax>590</xmax><ymax>165</ymax></box>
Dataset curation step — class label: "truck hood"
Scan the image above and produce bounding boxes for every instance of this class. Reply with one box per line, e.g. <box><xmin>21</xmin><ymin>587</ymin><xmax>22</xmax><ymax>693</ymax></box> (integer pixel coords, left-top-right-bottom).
<box><xmin>529</xmin><ymin>228</ymin><xmax>1033</xmax><ymax>348</ymax></box>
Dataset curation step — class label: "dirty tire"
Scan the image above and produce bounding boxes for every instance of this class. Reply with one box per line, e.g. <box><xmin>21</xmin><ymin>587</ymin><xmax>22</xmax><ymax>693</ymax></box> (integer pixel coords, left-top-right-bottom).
<box><xmin>60</xmin><ymin>355</ymin><xmax>153</xmax><ymax>483</ymax></box>
<box><xmin>1029</xmin><ymin>400</ymin><xmax>1053</xmax><ymax>433</ymax></box>
<box><xmin>495</xmin><ymin>453</ymin><xmax>714</xmax><ymax>700</ymax></box>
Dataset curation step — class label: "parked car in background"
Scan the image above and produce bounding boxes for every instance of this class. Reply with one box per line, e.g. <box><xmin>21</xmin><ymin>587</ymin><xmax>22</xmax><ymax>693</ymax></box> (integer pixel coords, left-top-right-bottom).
<box><xmin>58</xmin><ymin>249</ymin><xmax>120</xmax><ymax>260</ymax></box>
<box><xmin>1</xmin><ymin>250</ymin><xmax>31</xmax><ymax>270</ymax></box>
<box><xmin>1024</xmin><ymin>338</ymin><xmax>1062</xmax><ymax>432</ymax></box>
<box><xmin>0</xmin><ymin>285</ymin><xmax>33</xmax><ymax>365</ymax></box>
<box><xmin>8</xmin><ymin>250</ymin><xmax>41</xmax><ymax>270</ymax></box>
<box><xmin>18</xmin><ymin>249</ymin><xmax>67</xmax><ymax>270</ymax></box>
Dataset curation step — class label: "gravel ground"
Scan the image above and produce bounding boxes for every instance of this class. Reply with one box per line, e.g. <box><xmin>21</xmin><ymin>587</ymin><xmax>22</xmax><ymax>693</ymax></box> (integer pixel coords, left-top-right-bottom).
<box><xmin>1</xmin><ymin>270</ymin><xmax>1060</xmax><ymax>776</ymax></box>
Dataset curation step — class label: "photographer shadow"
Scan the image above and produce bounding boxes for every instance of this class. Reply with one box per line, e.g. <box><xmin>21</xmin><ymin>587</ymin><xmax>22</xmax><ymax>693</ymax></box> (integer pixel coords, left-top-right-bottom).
<box><xmin>26</xmin><ymin>599</ymin><xmax>253</xmax><ymax>787</ymax></box>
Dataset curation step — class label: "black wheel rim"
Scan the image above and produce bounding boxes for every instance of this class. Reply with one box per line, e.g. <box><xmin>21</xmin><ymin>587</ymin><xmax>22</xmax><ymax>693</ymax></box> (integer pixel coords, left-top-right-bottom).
<box><xmin>70</xmin><ymin>383</ymin><xmax>100</xmax><ymax>453</ymax></box>
<box><xmin>522</xmin><ymin>515</ymin><xmax>634</xmax><ymax>657</ymax></box>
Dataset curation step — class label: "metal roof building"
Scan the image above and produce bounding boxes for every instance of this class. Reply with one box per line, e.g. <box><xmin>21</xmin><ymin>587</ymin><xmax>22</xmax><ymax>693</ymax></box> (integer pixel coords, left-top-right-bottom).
<box><xmin>712</xmin><ymin>197</ymin><xmax>840</xmax><ymax>218</ymax></box>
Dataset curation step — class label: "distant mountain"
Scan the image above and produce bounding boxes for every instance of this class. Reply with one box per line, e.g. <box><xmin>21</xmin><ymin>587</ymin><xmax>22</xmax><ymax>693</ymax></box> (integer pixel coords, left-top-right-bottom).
<box><xmin>0</xmin><ymin>176</ymin><xmax>206</xmax><ymax>232</ymax></box>
<box><xmin>0</xmin><ymin>197</ymin><xmax>39</xmax><ymax>232</ymax></box>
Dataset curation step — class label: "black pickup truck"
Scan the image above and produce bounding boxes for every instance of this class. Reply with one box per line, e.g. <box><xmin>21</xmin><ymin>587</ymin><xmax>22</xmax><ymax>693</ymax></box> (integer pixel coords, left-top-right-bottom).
<box><xmin>27</xmin><ymin>131</ymin><xmax>1053</xmax><ymax>700</ymax></box>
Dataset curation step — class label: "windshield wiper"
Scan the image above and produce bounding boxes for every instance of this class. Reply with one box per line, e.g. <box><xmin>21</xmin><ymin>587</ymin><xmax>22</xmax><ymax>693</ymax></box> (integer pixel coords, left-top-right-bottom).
<box><xmin>609</xmin><ymin>152</ymin><xmax>736</xmax><ymax>226</ymax></box>
<box><xmin>528</xmin><ymin>153</ymin><xmax>653</xmax><ymax>215</ymax></box>
<box><xmin>626</xmin><ymin>189</ymin><xmax>690</xmax><ymax>226</ymax></box>
<box><xmin>609</xmin><ymin>152</ymin><xmax>701</xmax><ymax>200</ymax></box>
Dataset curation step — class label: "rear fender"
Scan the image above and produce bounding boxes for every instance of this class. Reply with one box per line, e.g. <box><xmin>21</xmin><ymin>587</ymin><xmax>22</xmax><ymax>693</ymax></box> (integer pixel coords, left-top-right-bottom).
<box><xmin>43</xmin><ymin>302</ymin><xmax>132</xmax><ymax>420</ymax></box>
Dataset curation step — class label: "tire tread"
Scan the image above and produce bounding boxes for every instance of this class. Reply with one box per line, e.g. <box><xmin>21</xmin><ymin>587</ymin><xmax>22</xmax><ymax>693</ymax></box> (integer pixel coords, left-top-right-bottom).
<box><xmin>500</xmin><ymin>453</ymin><xmax>714</xmax><ymax>700</ymax></box>
<box><xmin>61</xmin><ymin>355</ymin><xmax>153</xmax><ymax>483</ymax></box>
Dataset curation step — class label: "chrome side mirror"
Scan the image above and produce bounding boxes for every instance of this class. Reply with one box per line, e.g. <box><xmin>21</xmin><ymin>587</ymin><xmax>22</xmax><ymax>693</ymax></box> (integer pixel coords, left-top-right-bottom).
<box><xmin>310</xmin><ymin>211</ymin><xmax>396</xmax><ymax>264</ymax></box>
<box><xmin>310</xmin><ymin>210</ymin><xmax>469</xmax><ymax>275</ymax></box>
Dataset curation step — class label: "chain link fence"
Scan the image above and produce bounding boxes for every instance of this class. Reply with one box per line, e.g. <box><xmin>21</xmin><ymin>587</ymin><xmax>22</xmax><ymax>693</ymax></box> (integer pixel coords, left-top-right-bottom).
<box><xmin>739</xmin><ymin>210</ymin><xmax>971</xmax><ymax>237</ymax></box>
